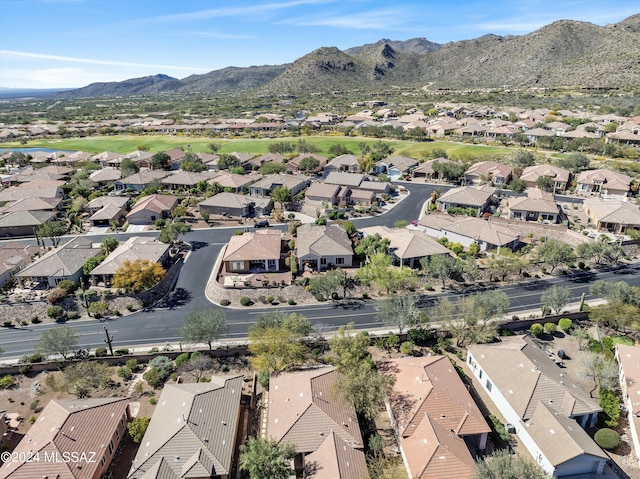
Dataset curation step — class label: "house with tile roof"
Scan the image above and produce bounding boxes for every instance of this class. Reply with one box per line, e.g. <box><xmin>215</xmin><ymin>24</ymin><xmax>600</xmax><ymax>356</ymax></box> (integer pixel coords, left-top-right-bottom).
<box><xmin>0</xmin><ymin>179</ymin><xmax>64</xmax><ymax>203</ymax></box>
<box><xmin>412</xmin><ymin>158</ymin><xmax>457</xmax><ymax>181</ymax></box>
<box><xmin>361</xmin><ymin>226</ymin><xmax>450</xmax><ymax>268</ymax></box>
<box><xmin>324</xmin><ymin>154</ymin><xmax>360</xmax><ymax>174</ymax></box>
<box><xmin>267</xmin><ymin>366</ymin><xmax>368</xmax><ymax>479</ymax></box>
<box><xmin>417</xmin><ymin>215</ymin><xmax>520</xmax><ymax>252</ymax></box>
<box><xmin>128</xmin><ymin>377</ymin><xmax>244</xmax><ymax>479</ymax></box>
<box><xmin>208</xmin><ymin>172</ymin><xmax>261</xmax><ymax>194</ymax></box>
<box><xmin>15</xmin><ymin>236</ymin><xmax>101</xmax><ymax>288</ymax></box>
<box><xmin>436</xmin><ymin>185</ymin><xmax>497</xmax><ymax>216</ymax></box>
<box><xmin>85</xmin><ymin>196</ymin><xmax>129</xmax><ymax>227</ymax></box>
<box><xmin>296</xmin><ymin>223</ymin><xmax>353</xmax><ymax>271</ymax></box>
<box><xmin>304</xmin><ymin>182</ymin><xmax>349</xmax><ymax>208</ymax></box>
<box><xmin>126</xmin><ymin>194</ymin><xmax>178</xmax><ymax>225</ymax></box>
<box><xmin>324</xmin><ymin>172</ymin><xmax>365</xmax><ymax>188</ymax></box>
<box><xmin>89</xmin><ymin>236</ymin><xmax>170</xmax><ymax>287</ymax></box>
<box><xmin>91</xmin><ymin>150</ymin><xmax>125</xmax><ymax>168</ymax></box>
<box><xmin>287</xmin><ymin>153</ymin><xmax>328</xmax><ymax>174</ymax></box>
<box><xmin>89</xmin><ymin>167</ymin><xmax>122</xmax><ymax>185</ymax></box>
<box><xmin>467</xmin><ymin>336</ymin><xmax>607</xmax><ymax>477</ymax></box>
<box><xmin>249</xmin><ymin>173</ymin><xmax>310</xmax><ymax>197</ymax></box>
<box><xmin>576</xmin><ymin>169</ymin><xmax>630</xmax><ymax>199</ymax></box>
<box><xmin>0</xmin><ymin>196</ymin><xmax>61</xmax><ymax>214</ymax></box>
<box><xmin>380</xmin><ymin>355</ymin><xmax>491</xmax><ymax>479</ymax></box>
<box><xmin>507</xmin><ymin>189</ymin><xmax>562</xmax><ymax>223</ymax></box>
<box><xmin>0</xmin><ymin>397</ymin><xmax>130</xmax><ymax>479</ymax></box>
<box><xmin>223</xmin><ymin>230</ymin><xmax>284</xmax><ymax>274</ymax></box>
<box><xmin>375</xmin><ymin>155</ymin><xmax>419</xmax><ymax>180</ymax></box>
<box><xmin>0</xmin><ymin>242</ymin><xmax>39</xmax><ymax>287</ymax></box>
<box><xmin>520</xmin><ymin>164</ymin><xmax>571</xmax><ymax>191</ymax></box>
<box><xmin>0</xmin><ymin>210</ymin><xmax>58</xmax><ymax>238</ymax></box>
<box><xmin>199</xmin><ymin>192</ymin><xmax>272</xmax><ymax>218</ymax></box>
<box><xmin>464</xmin><ymin>161</ymin><xmax>513</xmax><ymax>186</ymax></box>
<box><xmin>161</xmin><ymin>170</ymin><xmax>217</xmax><ymax>190</ymax></box>
<box><xmin>114</xmin><ymin>170</ymin><xmax>170</xmax><ymax>192</ymax></box>
<box><xmin>583</xmin><ymin>198</ymin><xmax>640</xmax><ymax>234</ymax></box>
<box><xmin>615</xmin><ymin>344</ymin><xmax>640</xmax><ymax>467</ymax></box>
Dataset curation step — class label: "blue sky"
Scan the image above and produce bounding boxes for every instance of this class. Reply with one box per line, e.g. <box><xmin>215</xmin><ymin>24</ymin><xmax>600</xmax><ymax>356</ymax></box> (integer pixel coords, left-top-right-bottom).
<box><xmin>0</xmin><ymin>0</ymin><xmax>637</xmax><ymax>89</ymax></box>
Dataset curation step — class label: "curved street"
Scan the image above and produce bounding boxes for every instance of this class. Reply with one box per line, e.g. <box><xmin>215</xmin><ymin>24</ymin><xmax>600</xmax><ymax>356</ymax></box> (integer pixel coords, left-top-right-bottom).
<box><xmin>0</xmin><ymin>182</ymin><xmax>634</xmax><ymax>358</ymax></box>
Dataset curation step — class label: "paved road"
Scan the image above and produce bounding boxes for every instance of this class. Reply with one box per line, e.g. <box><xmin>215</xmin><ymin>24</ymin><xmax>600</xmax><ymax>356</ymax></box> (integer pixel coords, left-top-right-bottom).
<box><xmin>4</xmin><ymin>181</ymin><xmax>632</xmax><ymax>359</ymax></box>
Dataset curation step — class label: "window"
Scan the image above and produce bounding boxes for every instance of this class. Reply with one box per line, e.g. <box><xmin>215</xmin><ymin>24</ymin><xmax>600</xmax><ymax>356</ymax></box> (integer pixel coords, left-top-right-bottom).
<box><xmin>336</xmin><ymin>257</ymin><xmax>344</xmax><ymax>265</ymax></box>
<box><xmin>479</xmin><ymin>370</ymin><xmax>483</xmax><ymax>379</ymax></box>
<box><xmin>108</xmin><ymin>440</ymin><xmax>114</xmax><ymax>455</ymax></box>
<box><xmin>320</xmin><ymin>258</ymin><xmax>327</xmax><ymax>265</ymax></box>
<box><xmin>267</xmin><ymin>259</ymin><xmax>276</xmax><ymax>267</ymax></box>
<box><xmin>115</xmin><ymin>429</ymin><xmax>119</xmax><ymax>440</ymax></box>
<box><xmin>100</xmin><ymin>456</ymin><xmax>106</xmax><ymax>467</ymax></box>
<box><xmin>229</xmin><ymin>261</ymin><xmax>244</xmax><ymax>271</ymax></box>
<box><xmin>486</xmin><ymin>379</ymin><xmax>492</xmax><ymax>392</ymax></box>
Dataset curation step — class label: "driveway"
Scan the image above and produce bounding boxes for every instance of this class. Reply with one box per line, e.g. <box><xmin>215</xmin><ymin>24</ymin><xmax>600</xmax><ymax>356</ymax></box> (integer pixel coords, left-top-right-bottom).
<box><xmin>126</xmin><ymin>224</ymin><xmax>150</xmax><ymax>233</ymax></box>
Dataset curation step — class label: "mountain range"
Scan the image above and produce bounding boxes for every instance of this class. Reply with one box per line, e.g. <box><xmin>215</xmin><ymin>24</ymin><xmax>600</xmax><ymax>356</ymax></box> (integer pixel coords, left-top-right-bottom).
<box><xmin>58</xmin><ymin>14</ymin><xmax>640</xmax><ymax>99</ymax></box>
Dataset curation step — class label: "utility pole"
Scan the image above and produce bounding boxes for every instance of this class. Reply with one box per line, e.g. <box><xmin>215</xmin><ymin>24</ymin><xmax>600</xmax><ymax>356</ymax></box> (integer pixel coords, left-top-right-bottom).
<box><xmin>104</xmin><ymin>326</ymin><xmax>114</xmax><ymax>356</ymax></box>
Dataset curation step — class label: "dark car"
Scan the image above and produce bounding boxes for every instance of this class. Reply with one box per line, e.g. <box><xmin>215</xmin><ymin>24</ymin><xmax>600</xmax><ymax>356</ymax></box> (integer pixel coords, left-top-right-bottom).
<box><xmin>254</xmin><ymin>220</ymin><xmax>270</xmax><ymax>228</ymax></box>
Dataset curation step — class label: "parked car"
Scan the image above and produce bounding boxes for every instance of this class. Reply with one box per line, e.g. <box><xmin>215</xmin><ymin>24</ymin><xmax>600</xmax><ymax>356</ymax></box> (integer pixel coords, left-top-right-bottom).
<box><xmin>254</xmin><ymin>220</ymin><xmax>270</xmax><ymax>228</ymax></box>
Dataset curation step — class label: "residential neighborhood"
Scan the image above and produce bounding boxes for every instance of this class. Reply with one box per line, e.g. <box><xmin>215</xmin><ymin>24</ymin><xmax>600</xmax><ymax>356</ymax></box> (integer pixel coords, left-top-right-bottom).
<box><xmin>0</xmin><ymin>102</ymin><xmax>639</xmax><ymax>479</ymax></box>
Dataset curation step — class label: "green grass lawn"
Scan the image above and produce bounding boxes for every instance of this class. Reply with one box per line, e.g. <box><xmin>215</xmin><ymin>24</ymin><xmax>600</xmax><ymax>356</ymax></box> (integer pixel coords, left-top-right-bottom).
<box><xmin>0</xmin><ymin>135</ymin><xmax>517</xmax><ymax>160</ymax></box>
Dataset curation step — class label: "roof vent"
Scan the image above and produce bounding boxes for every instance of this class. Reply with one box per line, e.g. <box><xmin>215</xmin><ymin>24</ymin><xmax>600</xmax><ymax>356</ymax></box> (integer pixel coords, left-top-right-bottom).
<box><xmin>222</xmin><ymin>421</ymin><xmax>227</xmax><ymax>426</ymax></box>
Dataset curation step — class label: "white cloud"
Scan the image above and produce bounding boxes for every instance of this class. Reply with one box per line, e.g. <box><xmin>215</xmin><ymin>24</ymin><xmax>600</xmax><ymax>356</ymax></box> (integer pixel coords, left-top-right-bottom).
<box><xmin>279</xmin><ymin>7</ymin><xmax>410</xmax><ymax>30</ymax></box>
<box><xmin>0</xmin><ymin>67</ymin><xmax>114</xmax><ymax>89</ymax></box>
<box><xmin>139</xmin><ymin>0</ymin><xmax>332</xmax><ymax>24</ymax></box>
<box><xmin>0</xmin><ymin>50</ymin><xmax>210</xmax><ymax>72</ymax></box>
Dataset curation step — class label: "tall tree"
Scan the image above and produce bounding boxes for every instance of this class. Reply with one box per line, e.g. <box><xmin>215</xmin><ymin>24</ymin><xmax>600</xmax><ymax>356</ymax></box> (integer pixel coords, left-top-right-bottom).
<box><xmin>158</xmin><ymin>221</ymin><xmax>191</xmax><ymax>243</ymax></box>
<box><xmin>101</xmin><ymin>236</ymin><xmax>119</xmax><ymax>254</ymax></box>
<box><xmin>36</xmin><ymin>221</ymin><xmax>67</xmax><ymax>247</ymax></box>
<box><xmin>37</xmin><ymin>326</ymin><xmax>79</xmax><ymax>360</ymax></box>
<box><xmin>420</xmin><ymin>254</ymin><xmax>462</xmax><ymax>288</ymax></box>
<box><xmin>474</xmin><ymin>449</ymin><xmax>548</xmax><ymax>479</ymax></box>
<box><xmin>541</xmin><ymin>285</ymin><xmax>572</xmax><ymax>315</ymax></box>
<box><xmin>180</xmin><ymin>308</ymin><xmax>229</xmax><ymax>350</ymax></box>
<box><xmin>271</xmin><ymin>185</ymin><xmax>292</xmax><ymax>209</ymax></box>
<box><xmin>113</xmin><ymin>259</ymin><xmax>166</xmax><ymax>292</ymax></box>
<box><xmin>535</xmin><ymin>239</ymin><xmax>575</xmax><ymax>273</ymax></box>
<box><xmin>376</xmin><ymin>294</ymin><xmax>426</xmax><ymax>334</ymax></box>
<box><xmin>308</xmin><ymin>269</ymin><xmax>343</xmax><ymax>300</ymax></box>
<box><xmin>239</xmin><ymin>437</ymin><xmax>296</xmax><ymax>479</ymax></box>
<box><xmin>120</xmin><ymin>157</ymin><xmax>139</xmax><ymax>177</ymax></box>
<box><xmin>248</xmin><ymin>327</ymin><xmax>308</xmax><ymax>373</ymax></box>
<box><xmin>151</xmin><ymin>152</ymin><xmax>171</xmax><ymax>170</ymax></box>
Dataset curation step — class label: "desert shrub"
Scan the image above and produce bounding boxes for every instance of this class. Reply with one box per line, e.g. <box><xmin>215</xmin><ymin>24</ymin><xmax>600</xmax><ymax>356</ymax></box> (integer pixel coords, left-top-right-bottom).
<box><xmin>288</xmin><ymin>299</ymin><xmax>296</xmax><ymax>305</ymax></box>
<box><xmin>30</xmin><ymin>316</ymin><xmax>41</xmax><ymax>324</ymax></box>
<box><xmin>29</xmin><ymin>353</ymin><xmax>44</xmax><ymax>363</ymax></box>
<box><xmin>19</xmin><ymin>364</ymin><xmax>32</xmax><ymax>375</ymax></box>
<box><xmin>400</xmin><ymin>341</ymin><xmax>415</xmax><ymax>355</ymax></box>
<box><xmin>594</xmin><ymin>428</ymin><xmax>621</xmax><ymax>450</ymax></box>
<box><xmin>150</xmin><ymin>356</ymin><xmax>173</xmax><ymax>379</ymax></box>
<box><xmin>127</xmin><ymin>417</ymin><xmax>150</xmax><ymax>443</ymax></box>
<box><xmin>599</xmin><ymin>388</ymin><xmax>620</xmax><ymax>428</ymax></box>
<box><xmin>530</xmin><ymin>323</ymin><xmax>544</xmax><ymax>337</ymax></box>
<box><xmin>67</xmin><ymin>311</ymin><xmax>80</xmax><ymax>320</ymax></box>
<box><xmin>543</xmin><ymin>322</ymin><xmax>557</xmax><ymax>334</ymax></box>
<box><xmin>267</xmin><ymin>296</ymin><xmax>275</xmax><ymax>303</ymax></box>
<box><xmin>240</xmin><ymin>297</ymin><xmax>252</xmax><ymax>306</ymax></box>
<box><xmin>57</xmin><ymin>279</ymin><xmax>77</xmax><ymax>294</ymax></box>
<box><xmin>257</xmin><ymin>369</ymin><xmax>270</xmax><ymax>388</ymax></box>
<box><xmin>149</xmin><ymin>397</ymin><xmax>157</xmax><ymax>405</ymax></box>
<box><xmin>47</xmin><ymin>305</ymin><xmax>65</xmax><ymax>320</ymax></box>
<box><xmin>125</xmin><ymin>359</ymin><xmax>138</xmax><ymax>371</ymax></box>
<box><xmin>175</xmin><ymin>352</ymin><xmax>190</xmax><ymax>368</ymax></box>
<box><xmin>601</xmin><ymin>336</ymin><xmax>614</xmax><ymax>351</ymax></box>
<box><xmin>0</xmin><ymin>375</ymin><xmax>14</xmax><ymax>389</ymax></box>
<box><xmin>114</xmin><ymin>348</ymin><xmax>129</xmax><ymax>356</ymax></box>
<box><xmin>488</xmin><ymin>414</ymin><xmax>510</xmax><ymax>443</ymax></box>
<box><xmin>88</xmin><ymin>301</ymin><xmax>109</xmax><ymax>318</ymax></box>
<box><xmin>558</xmin><ymin>318</ymin><xmax>572</xmax><ymax>332</ymax></box>
<box><xmin>219</xmin><ymin>299</ymin><xmax>230</xmax><ymax>306</ymax></box>
<box><xmin>407</xmin><ymin>328</ymin><xmax>434</xmax><ymax>344</ymax></box>
<box><xmin>95</xmin><ymin>347</ymin><xmax>108</xmax><ymax>357</ymax></box>
<box><xmin>47</xmin><ymin>287</ymin><xmax>67</xmax><ymax>304</ymax></box>
<box><xmin>117</xmin><ymin>367</ymin><xmax>133</xmax><ymax>380</ymax></box>
<box><xmin>143</xmin><ymin>368</ymin><xmax>163</xmax><ymax>388</ymax></box>
<box><xmin>588</xmin><ymin>339</ymin><xmax>603</xmax><ymax>353</ymax></box>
